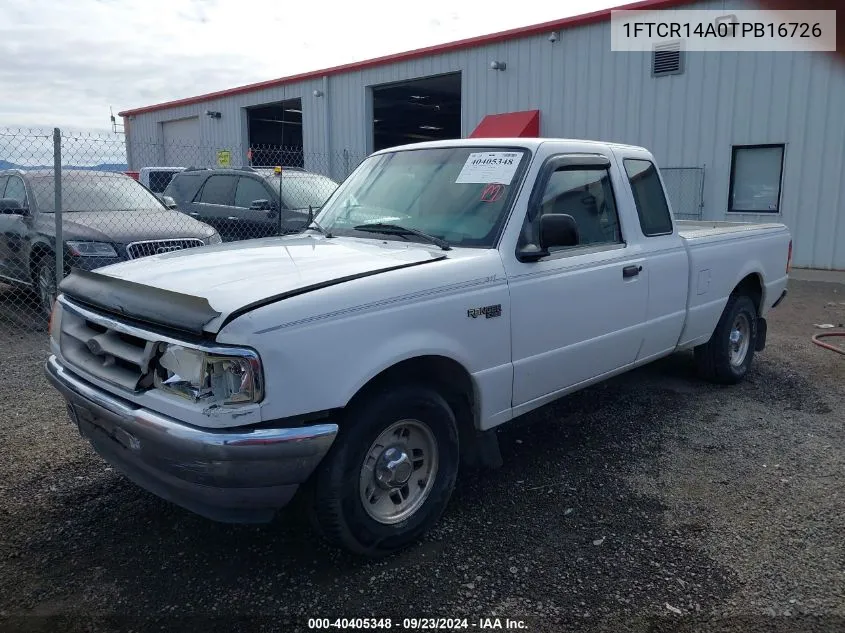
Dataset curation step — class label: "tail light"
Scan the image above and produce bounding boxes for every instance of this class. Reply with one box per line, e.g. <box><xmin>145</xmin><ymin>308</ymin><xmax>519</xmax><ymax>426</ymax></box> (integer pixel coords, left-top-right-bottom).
<box><xmin>786</xmin><ymin>239</ymin><xmax>793</xmax><ymax>274</ymax></box>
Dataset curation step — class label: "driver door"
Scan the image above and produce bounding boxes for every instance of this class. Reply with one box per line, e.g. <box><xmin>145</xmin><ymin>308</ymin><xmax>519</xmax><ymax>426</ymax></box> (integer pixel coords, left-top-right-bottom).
<box><xmin>191</xmin><ymin>175</ymin><xmax>237</xmax><ymax>240</ymax></box>
<box><xmin>233</xmin><ymin>176</ymin><xmax>281</xmax><ymax>239</ymax></box>
<box><xmin>504</xmin><ymin>155</ymin><xmax>649</xmax><ymax>409</ymax></box>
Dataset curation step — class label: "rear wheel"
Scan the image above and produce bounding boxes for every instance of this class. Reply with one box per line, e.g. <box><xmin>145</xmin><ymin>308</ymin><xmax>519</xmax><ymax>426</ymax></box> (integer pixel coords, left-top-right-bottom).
<box><xmin>694</xmin><ymin>294</ymin><xmax>758</xmax><ymax>384</ymax></box>
<box><xmin>307</xmin><ymin>384</ymin><xmax>460</xmax><ymax>556</ymax></box>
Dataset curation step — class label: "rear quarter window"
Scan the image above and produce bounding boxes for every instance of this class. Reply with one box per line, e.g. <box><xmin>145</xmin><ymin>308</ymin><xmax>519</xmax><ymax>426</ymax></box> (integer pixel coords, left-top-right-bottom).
<box><xmin>623</xmin><ymin>159</ymin><xmax>674</xmax><ymax>237</ymax></box>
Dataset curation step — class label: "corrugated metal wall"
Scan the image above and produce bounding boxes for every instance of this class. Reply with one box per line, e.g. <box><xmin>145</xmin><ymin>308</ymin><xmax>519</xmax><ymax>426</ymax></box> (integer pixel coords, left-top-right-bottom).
<box><xmin>124</xmin><ymin>0</ymin><xmax>845</xmax><ymax>269</ymax></box>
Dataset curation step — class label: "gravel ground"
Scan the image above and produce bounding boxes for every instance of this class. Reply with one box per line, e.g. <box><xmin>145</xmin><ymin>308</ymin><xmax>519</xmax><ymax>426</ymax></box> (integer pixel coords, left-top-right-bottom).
<box><xmin>0</xmin><ymin>279</ymin><xmax>843</xmax><ymax>633</ymax></box>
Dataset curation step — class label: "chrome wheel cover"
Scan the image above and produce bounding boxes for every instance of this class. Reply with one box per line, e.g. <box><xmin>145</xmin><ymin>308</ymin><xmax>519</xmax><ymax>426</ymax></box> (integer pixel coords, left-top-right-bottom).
<box><xmin>358</xmin><ymin>419</ymin><xmax>439</xmax><ymax>525</ymax></box>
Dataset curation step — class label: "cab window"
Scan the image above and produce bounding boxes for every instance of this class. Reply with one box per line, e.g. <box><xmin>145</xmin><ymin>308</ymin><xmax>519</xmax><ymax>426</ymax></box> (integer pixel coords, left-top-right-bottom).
<box><xmin>525</xmin><ymin>167</ymin><xmax>622</xmax><ymax>252</ymax></box>
<box><xmin>234</xmin><ymin>177</ymin><xmax>271</xmax><ymax>208</ymax></box>
<box><xmin>196</xmin><ymin>175</ymin><xmax>236</xmax><ymax>205</ymax></box>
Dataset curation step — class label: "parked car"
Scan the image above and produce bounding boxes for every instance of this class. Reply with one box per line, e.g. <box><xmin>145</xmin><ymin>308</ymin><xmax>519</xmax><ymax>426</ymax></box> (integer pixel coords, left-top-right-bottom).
<box><xmin>0</xmin><ymin>169</ymin><xmax>221</xmax><ymax>317</ymax></box>
<box><xmin>45</xmin><ymin>138</ymin><xmax>791</xmax><ymax>556</ymax></box>
<box><xmin>163</xmin><ymin>166</ymin><xmax>339</xmax><ymax>241</ymax></box>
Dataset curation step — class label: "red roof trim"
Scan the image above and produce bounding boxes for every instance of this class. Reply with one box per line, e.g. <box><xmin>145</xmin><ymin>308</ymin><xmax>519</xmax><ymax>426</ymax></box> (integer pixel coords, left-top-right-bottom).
<box><xmin>119</xmin><ymin>0</ymin><xmax>696</xmax><ymax>117</ymax></box>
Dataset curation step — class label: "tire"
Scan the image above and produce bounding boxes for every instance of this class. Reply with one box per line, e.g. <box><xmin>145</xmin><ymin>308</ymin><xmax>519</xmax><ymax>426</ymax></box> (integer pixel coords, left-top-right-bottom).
<box><xmin>694</xmin><ymin>293</ymin><xmax>758</xmax><ymax>384</ymax></box>
<box><xmin>307</xmin><ymin>384</ymin><xmax>460</xmax><ymax>557</ymax></box>
<box><xmin>34</xmin><ymin>254</ymin><xmax>57</xmax><ymax>321</ymax></box>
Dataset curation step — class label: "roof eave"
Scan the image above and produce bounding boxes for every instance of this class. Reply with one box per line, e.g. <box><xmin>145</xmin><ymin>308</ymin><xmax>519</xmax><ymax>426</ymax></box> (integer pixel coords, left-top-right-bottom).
<box><xmin>118</xmin><ymin>0</ymin><xmax>696</xmax><ymax>118</ymax></box>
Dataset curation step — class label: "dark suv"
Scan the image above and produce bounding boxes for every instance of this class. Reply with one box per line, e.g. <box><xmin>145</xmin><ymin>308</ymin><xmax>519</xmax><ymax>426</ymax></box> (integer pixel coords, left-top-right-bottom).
<box><xmin>164</xmin><ymin>167</ymin><xmax>339</xmax><ymax>242</ymax></box>
<box><xmin>0</xmin><ymin>169</ymin><xmax>220</xmax><ymax>317</ymax></box>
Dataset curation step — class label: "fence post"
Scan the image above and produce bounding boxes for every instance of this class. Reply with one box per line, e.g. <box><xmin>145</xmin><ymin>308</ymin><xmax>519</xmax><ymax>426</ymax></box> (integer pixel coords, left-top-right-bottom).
<box><xmin>277</xmin><ymin>169</ymin><xmax>283</xmax><ymax>237</ymax></box>
<box><xmin>53</xmin><ymin>128</ymin><xmax>63</xmax><ymax>289</ymax></box>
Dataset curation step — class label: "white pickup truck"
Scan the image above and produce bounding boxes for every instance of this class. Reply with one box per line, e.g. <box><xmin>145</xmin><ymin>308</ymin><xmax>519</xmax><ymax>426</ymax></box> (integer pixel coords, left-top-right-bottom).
<box><xmin>45</xmin><ymin>138</ymin><xmax>791</xmax><ymax>556</ymax></box>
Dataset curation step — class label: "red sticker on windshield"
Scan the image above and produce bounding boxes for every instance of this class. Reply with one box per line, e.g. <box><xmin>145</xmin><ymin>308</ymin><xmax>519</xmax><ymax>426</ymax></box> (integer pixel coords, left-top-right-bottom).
<box><xmin>480</xmin><ymin>183</ymin><xmax>504</xmax><ymax>202</ymax></box>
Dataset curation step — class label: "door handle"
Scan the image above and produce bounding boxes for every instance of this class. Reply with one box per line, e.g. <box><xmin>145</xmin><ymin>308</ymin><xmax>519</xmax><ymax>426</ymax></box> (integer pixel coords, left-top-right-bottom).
<box><xmin>188</xmin><ymin>212</ymin><xmax>199</xmax><ymax>216</ymax></box>
<box><xmin>227</xmin><ymin>216</ymin><xmax>241</xmax><ymax>221</ymax></box>
<box><xmin>623</xmin><ymin>265</ymin><xmax>642</xmax><ymax>278</ymax></box>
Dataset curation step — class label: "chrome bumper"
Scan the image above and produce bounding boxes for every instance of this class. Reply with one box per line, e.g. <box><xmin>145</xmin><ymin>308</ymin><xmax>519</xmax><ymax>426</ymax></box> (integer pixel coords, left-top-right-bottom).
<box><xmin>45</xmin><ymin>355</ymin><xmax>337</xmax><ymax>523</ymax></box>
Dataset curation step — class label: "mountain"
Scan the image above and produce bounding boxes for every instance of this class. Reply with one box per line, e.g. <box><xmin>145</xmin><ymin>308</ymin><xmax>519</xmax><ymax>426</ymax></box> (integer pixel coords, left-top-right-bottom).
<box><xmin>0</xmin><ymin>160</ymin><xmax>128</xmax><ymax>172</ymax></box>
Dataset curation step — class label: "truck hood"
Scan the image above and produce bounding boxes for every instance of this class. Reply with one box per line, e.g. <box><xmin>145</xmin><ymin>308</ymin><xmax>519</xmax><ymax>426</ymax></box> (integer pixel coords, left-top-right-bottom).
<box><xmin>59</xmin><ymin>234</ymin><xmax>447</xmax><ymax>334</ymax></box>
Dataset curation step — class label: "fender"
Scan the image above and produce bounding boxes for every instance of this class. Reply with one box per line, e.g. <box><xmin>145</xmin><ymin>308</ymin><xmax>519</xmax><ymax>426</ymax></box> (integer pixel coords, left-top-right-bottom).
<box><xmin>342</xmin><ymin>331</ymin><xmax>477</xmax><ymax>398</ymax></box>
<box><xmin>731</xmin><ymin>262</ymin><xmax>766</xmax><ymax>307</ymax></box>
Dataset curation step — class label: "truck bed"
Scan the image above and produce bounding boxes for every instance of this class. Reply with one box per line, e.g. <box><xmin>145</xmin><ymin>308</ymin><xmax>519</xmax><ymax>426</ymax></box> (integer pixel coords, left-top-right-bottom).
<box><xmin>673</xmin><ymin>218</ymin><xmax>791</xmax><ymax>351</ymax></box>
<box><xmin>676</xmin><ymin>219</ymin><xmax>786</xmax><ymax>240</ymax></box>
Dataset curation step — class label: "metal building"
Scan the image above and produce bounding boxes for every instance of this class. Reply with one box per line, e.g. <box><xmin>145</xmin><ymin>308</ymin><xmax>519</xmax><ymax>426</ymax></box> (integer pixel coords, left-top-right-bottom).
<box><xmin>119</xmin><ymin>0</ymin><xmax>845</xmax><ymax>269</ymax></box>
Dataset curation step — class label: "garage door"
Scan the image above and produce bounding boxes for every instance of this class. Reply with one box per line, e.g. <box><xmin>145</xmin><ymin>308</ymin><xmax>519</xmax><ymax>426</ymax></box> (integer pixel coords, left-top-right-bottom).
<box><xmin>162</xmin><ymin>117</ymin><xmax>200</xmax><ymax>166</ymax></box>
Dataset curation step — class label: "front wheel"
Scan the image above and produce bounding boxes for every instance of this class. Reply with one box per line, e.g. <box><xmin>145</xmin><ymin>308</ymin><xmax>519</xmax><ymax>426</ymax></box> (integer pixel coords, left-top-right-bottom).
<box><xmin>694</xmin><ymin>293</ymin><xmax>758</xmax><ymax>384</ymax></box>
<box><xmin>35</xmin><ymin>255</ymin><xmax>57</xmax><ymax>319</ymax></box>
<box><xmin>307</xmin><ymin>384</ymin><xmax>460</xmax><ymax>556</ymax></box>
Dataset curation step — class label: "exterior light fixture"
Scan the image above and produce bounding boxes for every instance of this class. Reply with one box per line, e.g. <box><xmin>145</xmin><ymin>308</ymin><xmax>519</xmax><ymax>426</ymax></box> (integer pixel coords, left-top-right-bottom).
<box><xmin>489</xmin><ymin>61</ymin><xmax>507</xmax><ymax>71</ymax></box>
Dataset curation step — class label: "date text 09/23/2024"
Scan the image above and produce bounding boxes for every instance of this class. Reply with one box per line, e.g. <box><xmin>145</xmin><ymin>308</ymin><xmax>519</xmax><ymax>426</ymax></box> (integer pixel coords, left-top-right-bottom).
<box><xmin>307</xmin><ymin>618</ymin><xmax>528</xmax><ymax>630</ymax></box>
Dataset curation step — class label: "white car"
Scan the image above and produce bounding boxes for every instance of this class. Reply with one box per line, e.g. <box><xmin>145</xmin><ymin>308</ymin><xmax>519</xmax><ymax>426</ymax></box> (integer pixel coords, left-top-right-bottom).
<box><xmin>45</xmin><ymin>138</ymin><xmax>791</xmax><ymax>556</ymax></box>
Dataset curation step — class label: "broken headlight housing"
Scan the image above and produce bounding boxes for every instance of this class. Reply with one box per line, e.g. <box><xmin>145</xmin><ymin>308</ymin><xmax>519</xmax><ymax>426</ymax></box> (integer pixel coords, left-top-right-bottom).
<box><xmin>153</xmin><ymin>344</ymin><xmax>263</xmax><ymax>405</ymax></box>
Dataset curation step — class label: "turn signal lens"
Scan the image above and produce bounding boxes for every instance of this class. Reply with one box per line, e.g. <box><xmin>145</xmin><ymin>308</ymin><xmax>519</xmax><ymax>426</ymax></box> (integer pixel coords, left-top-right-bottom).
<box><xmin>48</xmin><ymin>301</ymin><xmax>62</xmax><ymax>345</ymax></box>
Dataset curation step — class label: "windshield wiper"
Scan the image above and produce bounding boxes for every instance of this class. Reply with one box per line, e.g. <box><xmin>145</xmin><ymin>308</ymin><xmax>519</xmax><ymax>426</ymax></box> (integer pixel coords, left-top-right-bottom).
<box><xmin>353</xmin><ymin>223</ymin><xmax>451</xmax><ymax>251</ymax></box>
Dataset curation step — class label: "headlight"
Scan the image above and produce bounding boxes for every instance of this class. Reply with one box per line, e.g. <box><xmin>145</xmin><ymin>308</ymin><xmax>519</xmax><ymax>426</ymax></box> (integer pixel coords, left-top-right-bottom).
<box><xmin>154</xmin><ymin>344</ymin><xmax>263</xmax><ymax>405</ymax></box>
<box><xmin>207</xmin><ymin>232</ymin><xmax>223</xmax><ymax>245</ymax></box>
<box><xmin>66</xmin><ymin>241</ymin><xmax>118</xmax><ymax>257</ymax></box>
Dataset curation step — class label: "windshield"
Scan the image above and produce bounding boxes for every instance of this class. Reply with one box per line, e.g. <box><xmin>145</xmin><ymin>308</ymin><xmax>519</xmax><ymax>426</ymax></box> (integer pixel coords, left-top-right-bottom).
<box><xmin>265</xmin><ymin>174</ymin><xmax>339</xmax><ymax>210</ymax></box>
<box><xmin>31</xmin><ymin>173</ymin><xmax>165</xmax><ymax>213</ymax></box>
<box><xmin>315</xmin><ymin>146</ymin><xmax>530</xmax><ymax>248</ymax></box>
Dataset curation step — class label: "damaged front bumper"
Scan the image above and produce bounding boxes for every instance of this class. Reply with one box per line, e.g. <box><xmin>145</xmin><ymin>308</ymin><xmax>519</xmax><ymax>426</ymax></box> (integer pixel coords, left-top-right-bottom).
<box><xmin>45</xmin><ymin>355</ymin><xmax>337</xmax><ymax>523</ymax></box>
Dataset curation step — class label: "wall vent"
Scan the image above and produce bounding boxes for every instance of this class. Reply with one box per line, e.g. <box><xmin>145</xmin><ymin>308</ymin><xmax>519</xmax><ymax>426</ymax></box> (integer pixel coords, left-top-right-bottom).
<box><xmin>652</xmin><ymin>41</ymin><xmax>684</xmax><ymax>76</ymax></box>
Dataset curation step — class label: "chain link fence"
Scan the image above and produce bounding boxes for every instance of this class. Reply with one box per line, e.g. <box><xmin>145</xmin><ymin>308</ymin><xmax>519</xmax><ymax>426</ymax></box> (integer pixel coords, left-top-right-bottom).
<box><xmin>0</xmin><ymin>127</ymin><xmax>363</xmax><ymax>343</ymax></box>
<box><xmin>661</xmin><ymin>166</ymin><xmax>705</xmax><ymax>221</ymax></box>
<box><xmin>0</xmin><ymin>127</ymin><xmax>709</xmax><ymax>345</ymax></box>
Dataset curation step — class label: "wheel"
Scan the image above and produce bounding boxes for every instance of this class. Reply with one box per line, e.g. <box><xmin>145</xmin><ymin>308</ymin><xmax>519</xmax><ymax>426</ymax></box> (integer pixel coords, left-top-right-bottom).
<box><xmin>307</xmin><ymin>384</ymin><xmax>460</xmax><ymax>556</ymax></box>
<box><xmin>35</xmin><ymin>255</ymin><xmax>57</xmax><ymax>319</ymax></box>
<box><xmin>694</xmin><ymin>293</ymin><xmax>758</xmax><ymax>384</ymax></box>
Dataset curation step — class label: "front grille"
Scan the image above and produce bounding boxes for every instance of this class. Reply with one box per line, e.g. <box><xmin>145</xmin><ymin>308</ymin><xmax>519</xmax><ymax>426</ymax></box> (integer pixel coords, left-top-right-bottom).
<box><xmin>126</xmin><ymin>238</ymin><xmax>204</xmax><ymax>260</ymax></box>
<box><xmin>59</xmin><ymin>303</ymin><xmax>159</xmax><ymax>392</ymax></box>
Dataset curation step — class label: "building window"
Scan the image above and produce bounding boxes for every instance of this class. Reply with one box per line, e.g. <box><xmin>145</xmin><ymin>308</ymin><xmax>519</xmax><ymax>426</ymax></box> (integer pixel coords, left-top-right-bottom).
<box><xmin>728</xmin><ymin>144</ymin><xmax>785</xmax><ymax>213</ymax></box>
<box><xmin>652</xmin><ymin>41</ymin><xmax>684</xmax><ymax>76</ymax></box>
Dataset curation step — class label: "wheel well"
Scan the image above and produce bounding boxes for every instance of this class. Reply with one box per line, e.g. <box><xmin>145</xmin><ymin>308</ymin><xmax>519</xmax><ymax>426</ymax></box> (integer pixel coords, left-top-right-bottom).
<box><xmin>29</xmin><ymin>244</ymin><xmax>53</xmax><ymax>283</ymax></box>
<box><xmin>732</xmin><ymin>273</ymin><xmax>763</xmax><ymax>313</ymax></box>
<box><xmin>349</xmin><ymin>356</ymin><xmax>478</xmax><ymax>452</ymax></box>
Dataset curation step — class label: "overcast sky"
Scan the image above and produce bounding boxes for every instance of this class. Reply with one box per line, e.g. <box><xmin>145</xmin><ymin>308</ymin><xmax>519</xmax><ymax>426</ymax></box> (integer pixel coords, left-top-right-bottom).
<box><xmin>0</xmin><ymin>0</ymin><xmax>618</xmax><ymax>134</ymax></box>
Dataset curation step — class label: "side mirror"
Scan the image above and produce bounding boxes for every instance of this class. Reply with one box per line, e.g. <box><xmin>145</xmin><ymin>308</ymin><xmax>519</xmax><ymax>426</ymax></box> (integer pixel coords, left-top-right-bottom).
<box><xmin>517</xmin><ymin>213</ymin><xmax>579</xmax><ymax>262</ymax></box>
<box><xmin>161</xmin><ymin>195</ymin><xmax>178</xmax><ymax>210</ymax></box>
<box><xmin>250</xmin><ymin>199</ymin><xmax>271</xmax><ymax>211</ymax></box>
<box><xmin>0</xmin><ymin>198</ymin><xmax>26</xmax><ymax>215</ymax></box>
<box><xmin>539</xmin><ymin>213</ymin><xmax>579</xmax><ymax>250</ymax></box>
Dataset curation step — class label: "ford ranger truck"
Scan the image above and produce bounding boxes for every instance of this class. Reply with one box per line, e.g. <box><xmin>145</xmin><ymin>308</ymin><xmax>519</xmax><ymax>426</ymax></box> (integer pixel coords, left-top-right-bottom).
<box><xmin>44</xmin><ymin>138</ymin><xmax>791</xmax><ymax>556</ymax></box>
